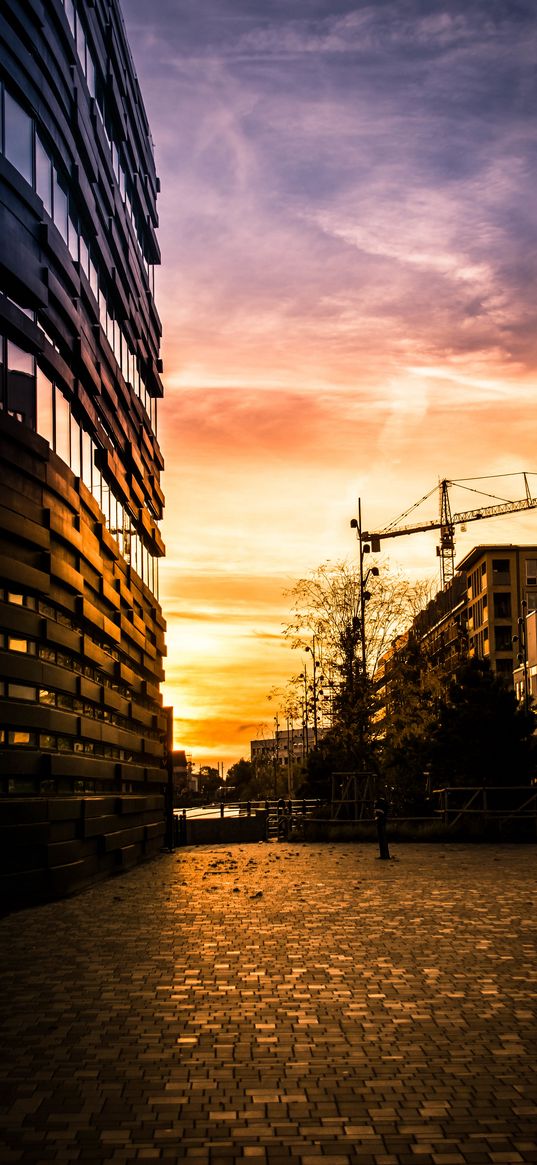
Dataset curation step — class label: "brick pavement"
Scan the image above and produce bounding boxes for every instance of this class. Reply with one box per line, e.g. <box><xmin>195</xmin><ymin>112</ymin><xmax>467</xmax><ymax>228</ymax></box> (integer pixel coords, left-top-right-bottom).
<box><xmin>1</xmin><ymin>841</ymin><xmax>537</xmax><ymax>1163</ymax></box>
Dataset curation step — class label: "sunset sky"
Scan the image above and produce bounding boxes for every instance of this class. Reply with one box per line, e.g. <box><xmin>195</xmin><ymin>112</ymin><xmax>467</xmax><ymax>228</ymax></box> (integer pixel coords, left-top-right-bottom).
<box><xmin>121</xmin><ymin>0</ymin><xmax>537</xmax><ymax>771</ymax></box>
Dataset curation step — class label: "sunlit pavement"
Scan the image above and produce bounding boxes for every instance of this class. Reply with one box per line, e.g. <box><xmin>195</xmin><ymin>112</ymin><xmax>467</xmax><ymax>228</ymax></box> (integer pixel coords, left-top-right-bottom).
<box><xmin>1</xmin><ymin>842</ymin><xmax>537</xmax><ymax>1164</ymax></box>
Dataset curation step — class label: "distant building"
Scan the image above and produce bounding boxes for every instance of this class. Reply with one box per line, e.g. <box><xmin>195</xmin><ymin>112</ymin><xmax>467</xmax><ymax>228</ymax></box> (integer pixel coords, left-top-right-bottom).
<box><xmin>251</xmin><ymin>727</ymin><xmax>316</xmax><ymax>766</ymax></box>
<box><xmin>513</xmin><ymin>609</ymin><xmax>537</xmax><ymax>708</ymax></box>
<box><xmin>171</xmin><ymin>750</ymin><xmax>189</xmax><ymax>797</ymax></box>
<box><xmin>376</xmin><ymin>545</ymin><xmax>537</xmax><ymax>725</ymax></box>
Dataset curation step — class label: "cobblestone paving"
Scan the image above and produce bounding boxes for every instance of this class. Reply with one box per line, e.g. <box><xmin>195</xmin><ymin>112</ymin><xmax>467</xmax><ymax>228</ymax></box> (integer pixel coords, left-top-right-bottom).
<box><xmin>1</xmin><ymin>842</ymin><xmax>537</xmax><ymax>1163</ymax></box>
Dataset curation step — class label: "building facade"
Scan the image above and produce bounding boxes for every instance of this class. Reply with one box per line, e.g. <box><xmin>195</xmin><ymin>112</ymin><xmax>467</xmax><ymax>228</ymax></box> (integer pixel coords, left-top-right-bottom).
<box><xmin>458</xmin><ymin>546</ymin><xmax>537</xmax><ymax>681</ymax></box>
<box><xmin>0</xmin><ymin>0</ymin><xmax>168</xmax><ymax>898</ymax></box>
<box><xmin>251</xmin><ymin>727</ymin><xmax>316</xmax><ymax>767</ymax></box>
<box><xmin>377</xmin><ymin>546</ymin><xmax>537</xmax><ymax>729</ymax></box>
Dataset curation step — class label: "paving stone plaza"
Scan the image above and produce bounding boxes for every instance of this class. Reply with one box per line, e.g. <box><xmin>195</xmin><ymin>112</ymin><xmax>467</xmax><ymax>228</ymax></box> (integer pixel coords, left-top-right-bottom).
<box><xmin>1</xmin><ymin>842</ymin><xmax>537</xmax><ymax>1163</ymax></box>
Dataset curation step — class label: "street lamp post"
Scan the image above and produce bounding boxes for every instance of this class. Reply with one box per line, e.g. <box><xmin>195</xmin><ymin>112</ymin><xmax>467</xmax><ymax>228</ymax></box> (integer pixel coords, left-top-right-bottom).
<box><xmin>350</xmin><ymin>499</ymin><xmax>379</xmax><ymax>676</ymax></box>
<box><xmin>305</xmin><ymin>635</ymin><xmax>320</xmax><ymax>747</ymax></box>
<box><xmin>299</xmin><ymin>667</ymin><xmax>309</xmax><ymax>758</ymax></box>
<box><xmin>514</xmin><ymin>599</ymin><xmax>529</xmax><ymax>716</ymax></box>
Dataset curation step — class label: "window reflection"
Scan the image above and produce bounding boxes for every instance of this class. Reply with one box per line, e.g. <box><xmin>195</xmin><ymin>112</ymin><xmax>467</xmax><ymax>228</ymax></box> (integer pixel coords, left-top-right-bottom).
<box><xmin>4</xmin><ymin>92</ymin><xmax>32</xmax><ymax>184</ymax></box>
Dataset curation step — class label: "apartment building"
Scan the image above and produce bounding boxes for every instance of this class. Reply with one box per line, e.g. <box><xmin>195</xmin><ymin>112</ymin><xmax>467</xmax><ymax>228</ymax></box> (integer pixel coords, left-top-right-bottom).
<box><xmin>459</xmin><ymin>546</ymin><xmax>537</xmax><ymax>681</ymax></box>
<box><xmin>376</xmin><ymin>546</ymin><xmax>537</xmax><ymax>731</ymax></box>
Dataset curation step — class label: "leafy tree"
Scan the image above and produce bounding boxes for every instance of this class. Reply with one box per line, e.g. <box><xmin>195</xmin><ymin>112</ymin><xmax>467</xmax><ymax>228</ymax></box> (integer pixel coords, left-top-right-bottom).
<box><xmin>379</xmin><ymin>633</ymin><xmax>439</xmax><ymax>813</ymax></box>
<box><xmin>283</xmin><ymin>560</ymin><xmax>433</xmax><ymax>780</ymax></box>
<box><xmin>226</xmin><ymin>758</ymin><xmax>253</xmax><ymax>798</ymax></box>
<box><xmin>226</xmin><ymin>755</ymin><xmax>291</xmax><ymax>801</ymax></box>
<box><xmin>428</xmin><ymin>656</ymin><xmax>535</xmax><ymax>788</ymax></box>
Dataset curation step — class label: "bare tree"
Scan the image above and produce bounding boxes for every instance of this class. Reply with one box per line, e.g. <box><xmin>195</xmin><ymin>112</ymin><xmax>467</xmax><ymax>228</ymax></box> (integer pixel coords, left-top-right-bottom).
<box><xmin>284</xmin><ymin>559</ymin><xmax>433</xmax><ymax>681</ymax></box>
<box><xmin>281</xmin><ymin>560</ymin><xmax>434</xmax><ymax>781</ymax></box>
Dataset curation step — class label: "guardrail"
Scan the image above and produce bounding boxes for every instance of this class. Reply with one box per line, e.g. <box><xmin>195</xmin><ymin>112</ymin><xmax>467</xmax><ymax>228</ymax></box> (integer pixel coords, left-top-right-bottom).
<box><xmin>174</xmin><ymin>800</ymin><xmax>320</xmax><ymax>841</ymax></box>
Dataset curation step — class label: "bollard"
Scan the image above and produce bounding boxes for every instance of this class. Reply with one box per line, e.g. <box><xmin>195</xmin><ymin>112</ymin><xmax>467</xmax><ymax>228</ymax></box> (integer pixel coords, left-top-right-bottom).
<box><xmin>374</xmin><ymin>796</ymin><xmax>390</xmax><ymax>860</ymax></box>
<box><xmin>220</xmin><ymin>801</ymin><xmax>224</xmax><ymax>818</ymax></box>
<box><xmin>246</xmin><ymin>801</ymin><xmax>251</xmax><ymax>817</ymax></box>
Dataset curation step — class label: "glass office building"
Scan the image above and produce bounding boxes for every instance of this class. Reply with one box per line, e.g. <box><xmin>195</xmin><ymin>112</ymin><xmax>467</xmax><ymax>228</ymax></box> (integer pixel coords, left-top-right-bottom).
<box><xmin>0</xmin><ymin>0</ymin><xmax>169</xmax><ymax>897</ymax></box>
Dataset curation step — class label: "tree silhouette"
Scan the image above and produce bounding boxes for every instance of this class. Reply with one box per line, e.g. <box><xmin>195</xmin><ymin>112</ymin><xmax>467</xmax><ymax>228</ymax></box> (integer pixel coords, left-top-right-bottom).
<box><xmin>429</xmin><ymin>656</ymin><xmax>535</xmax><ymax>788</ymax></box>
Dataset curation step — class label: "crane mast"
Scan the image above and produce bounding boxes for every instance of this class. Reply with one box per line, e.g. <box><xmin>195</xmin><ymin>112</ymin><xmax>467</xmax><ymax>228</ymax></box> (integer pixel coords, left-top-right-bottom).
<box><xmin>361</xmin><ymin>475</ymin><xmax>537</xmax><ymax>587</ymax></box>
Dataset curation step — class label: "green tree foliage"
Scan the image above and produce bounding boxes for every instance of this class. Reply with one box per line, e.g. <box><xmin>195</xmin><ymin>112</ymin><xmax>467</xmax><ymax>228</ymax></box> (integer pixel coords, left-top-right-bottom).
<box><xmin>380</xmin><ymin>634</ymin><xmax>438</xmax><ymax>813</ymax></box>
<box><xmin>225</xmin><ymin>756</ymin><xmax>292</xmax><ymax>801</ymax></box>
<box><xmin>225</xmin><ymin>758</ymin><xmax>253</xmax><ymax>797</ymax></box>
<box><xmin>428</xmin><ymin>657</ymin><xmax>535</xmax><ymax>788</ymax></box>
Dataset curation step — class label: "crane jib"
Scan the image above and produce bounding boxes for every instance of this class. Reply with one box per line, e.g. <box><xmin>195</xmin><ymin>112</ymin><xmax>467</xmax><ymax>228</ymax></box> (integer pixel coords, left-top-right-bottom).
<box><xmin>363</xmin><ymin>494</ymin><xmax>537</xmax><ymax>547</ymax></box>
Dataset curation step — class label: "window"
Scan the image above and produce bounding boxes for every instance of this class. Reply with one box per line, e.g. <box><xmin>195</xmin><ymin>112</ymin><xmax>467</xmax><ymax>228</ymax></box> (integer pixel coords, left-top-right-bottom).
<box><xmin>36</xmin><ymin>135</ymin><xmax>52</xmax><ymax>215</ymax></box>
<box><xmin>70</xmin><ymin>413</ymin><xmax>81</xmax><ymax>477</ymax></box>
<box><xmin>79</xmin><ymin>235</ymin><xmax>89</xmax><ymax>278</ymax></box>
<box><xmin>6</xmin><ymin>340</ymin><xmax>36</xmax><ymax>427</ymax></box>
<box><xmin>4</xmin><ymin>92</ymin><xmax>33</xmax><ymax>184</ymax></box>
<box><xmin>54</xmin><ymin>385</ymin><xmax>70</xmax><ymax>463</ymax></box>
<box><xmin>36</xmin><ymin>367</ymin><xmax>53</xmax><ymax>444</ymax></box>
<box><xmin>68</xmin><ymin>212</ymin><xmax>79</xmax><ymax>262</ymax></box>
<box><xmin>495</xmin><ymin>626</ymin><xmax>513</xmax><ymax>652</ymax></box>
<box><xmin>8</xmin><ymin>684</ymin><xmax>36</xmax><ymax>701</ymax></box>
<box><xmin>53</xmin><ymin>171</ymin><xmax>68</xmax><ymax>243</ymax></box>
<box><xmin>8</xmin><ymin>637</ymin><xmax>35</xmax><ymax>654</ymax></box>
<box><xmin>493</xmin><ymin>593</ymin><xmax>511</xmax><ymax>620</ymax></box>
<box><xmin>39</xmin><ymin>689</ymin><xmax>56</xmax><ymax>706</ymax></box>
<box><xmin>64</xmin><ymin>0</ymin><xmax>75</xmax><ymax>35</ymax></box>
<box><xmin>492</xmin><ymin>559</ymin><xmax>510</xmax><ymax>584</ymax></box>
<box><xmin>8</xmin><ymin>731</ymin><xmax>35</xmax><ymax>746</ymax></box>
<box><xmin>526</xmin><ymin>591</ymin><xmax>537</xmax><ymax>613</ymax></box>
<box><xmin>525</xmin><ymin>559</ymin><xmax>537</xmax><ymax>586</ymax></box>
<box><xmin>6</xmin><ymin>593</ymin><xmax>36</xmax><ymax>610</ymax></box>
<box><xmin>81</xmin><ymin>428</ymin><xmax>93</xmax><ymax>489</ymax></box>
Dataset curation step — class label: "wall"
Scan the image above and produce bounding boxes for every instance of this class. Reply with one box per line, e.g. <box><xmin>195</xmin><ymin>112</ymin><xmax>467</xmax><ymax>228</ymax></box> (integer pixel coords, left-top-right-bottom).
<box><xmin>0</xmin><ymin>793</ymin><xmax>166</xmax><ymax>910</ymax></box>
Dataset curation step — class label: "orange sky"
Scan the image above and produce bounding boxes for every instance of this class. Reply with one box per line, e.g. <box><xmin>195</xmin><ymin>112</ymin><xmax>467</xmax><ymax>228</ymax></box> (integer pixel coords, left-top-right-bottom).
<box><xmin>121</xmin><ymin>0</ymin><xmax>537</xmax><ymax>770</ymax></box>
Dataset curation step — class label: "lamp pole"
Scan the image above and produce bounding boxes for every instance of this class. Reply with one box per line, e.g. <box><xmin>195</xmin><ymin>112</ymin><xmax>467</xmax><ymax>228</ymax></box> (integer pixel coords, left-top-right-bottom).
<box><xmin>350</xmin><ymin>499</ymin><xmax>379</xmax><ymax>678</ymax></box>
<box><xmin>514</xmin><ymin>599</ymin><xmax>529</xmax><ymax>716</ymax></box>
<box><xmin>300</xmin><ymin>666</ymin><xmax>309</xmax><ymax>757</ymax></box>
<box><xmin>305</xmin><ymin>635</ymin><xmax>319</xmax><ymax>747</ymax></box>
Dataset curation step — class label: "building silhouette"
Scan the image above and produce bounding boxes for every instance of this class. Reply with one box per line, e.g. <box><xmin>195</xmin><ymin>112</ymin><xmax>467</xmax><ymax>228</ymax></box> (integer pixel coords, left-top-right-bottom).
<box><xmin>0</xmin><ymin>0</ymin><xmax>168</xmax><ymax>900</ymax></box>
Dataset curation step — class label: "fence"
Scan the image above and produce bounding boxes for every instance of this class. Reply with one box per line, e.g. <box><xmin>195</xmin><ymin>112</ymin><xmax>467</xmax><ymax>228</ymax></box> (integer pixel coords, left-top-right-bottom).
<box><xmin>173</xmin><ymin>787</ymin><xmax>537</xmax><ymax>845</ymax></box>
<box><xmin>433</xmin><ymin>786</ymin><xmax>537</xmax><ymax>831</ymax></box>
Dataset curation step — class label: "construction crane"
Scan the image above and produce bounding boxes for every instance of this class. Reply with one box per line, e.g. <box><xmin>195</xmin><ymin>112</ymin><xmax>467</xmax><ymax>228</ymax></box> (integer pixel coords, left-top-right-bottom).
<box><xmin>360</xmin><ymin>474</ymin><xmax>537</xmax><ymax>587</ymax></box>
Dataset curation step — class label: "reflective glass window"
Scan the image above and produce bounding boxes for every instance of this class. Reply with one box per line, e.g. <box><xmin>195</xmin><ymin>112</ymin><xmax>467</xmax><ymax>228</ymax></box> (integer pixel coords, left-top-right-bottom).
<box><xmin>68</xmin><ymin>214</ymin><xmax>79</xmax><ymax>262</ymax></box>
<box><xmin>54</xmin><ymin>385</ymin><xmax>70</xmax><ymax>463</ymax></box>
<box><xmin>81</xmin><ymin>429</ymin><xmax>92</xmax><ymax>489</ymax></box>
<box><xmin>53</xmin><ymin>171</ymin><xmax>68</xmax><ymax>242</ymax></box>
<box><xmin>8</xmin><ymin>683</ymin><xmax>36</xmax><ymax>701</ymax></box>
<box><xmin>76</xmin><ymin>19</ymin><xmax>86</xmax><ymax>71</ymax></box>
<box><xmin>4</xmin><ymin>92</ymin><xmax>33</xmax><ymax>184</ymax></box>
<box><xmin>36</xmin><ymin>366</ymin><xmax>53</xmax><ymax>444</ymax></box>
<box><xmin>36</xmin><ymin>136</ymin><xmax>52</xmax><ymax>215</ymax></box>
<box><xmin>64</xmin><ymin>0</ymin><xmax>75</xmax><ymax>35</ymax></box>
<box><xmin>79</xmin><ymin>235</ymin><xmax>89</xmax><ymax>278</ymax></box>
<box><xmin>70</xmin><ymin>413</ymin><xmax>81</xmax><ymax>477</ymax></box>
<box><xmin>7</xmin><ymin>342</ymin><xmax>35</xmax><ymax>426</ymax></box>
<box><xmin>7</xmin><ymin>342</ymin><xmax>33</xmax><ymax>376</ymax></box>
<box><xmin>89</xmin><ymin>258</ymin><xmax>98</xmax><ymax>299</ymax></box>
<box><xmin>92</xmin><ymin>458</ymin><xmax>102</xmax><ymax>508</ymax></box>
<box><xmin>86</xmin><ymin>51</ymin><xmax>96</xmax><ymax>99</ymax></box>
<box><xmin>8</xmin><ymin>637</ymin><xmax>33</xmax><ymax>653</ymax></box>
